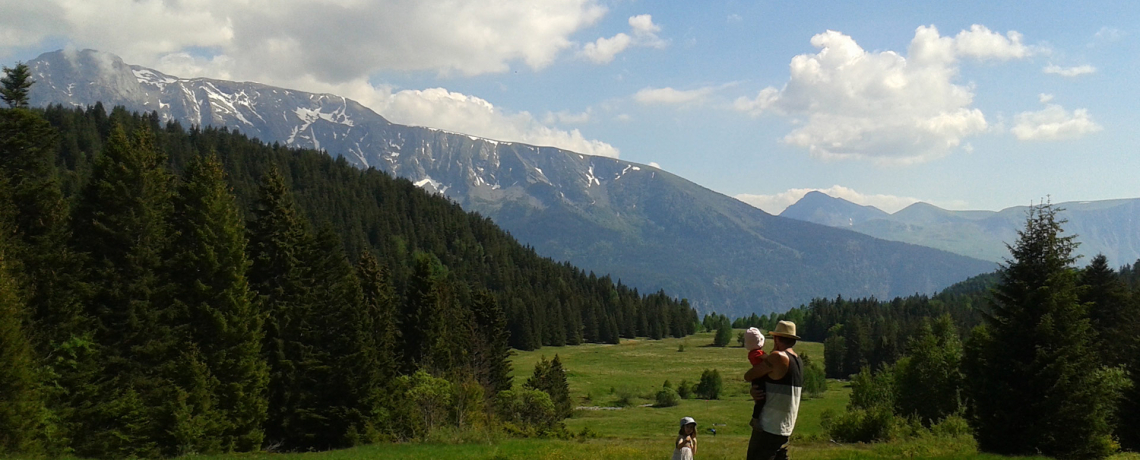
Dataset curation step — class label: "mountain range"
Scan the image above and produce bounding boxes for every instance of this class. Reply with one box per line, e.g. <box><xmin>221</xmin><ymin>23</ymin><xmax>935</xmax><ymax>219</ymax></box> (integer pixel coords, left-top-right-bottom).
<box><xmin>24</xmin><ymin>49</ymin><xmax>996</xmax><ymax>316</ymax></box>
<box><xmin>781</xmin><ymin>191</ymin><xmax>1140</xmax><ymax>265</ymax></box>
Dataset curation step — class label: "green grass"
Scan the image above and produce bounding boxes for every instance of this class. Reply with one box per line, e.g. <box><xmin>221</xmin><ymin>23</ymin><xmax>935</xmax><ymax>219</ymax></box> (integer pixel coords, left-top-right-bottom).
<box><xmin>509</xmin><ymin>331</ymin><xmax>834</xmax><ymax>439</ymax></box>
<box><xmin>26</xmin><ymin>330</ymin><xmax>1138</xmax><ymax>459</ymax></box>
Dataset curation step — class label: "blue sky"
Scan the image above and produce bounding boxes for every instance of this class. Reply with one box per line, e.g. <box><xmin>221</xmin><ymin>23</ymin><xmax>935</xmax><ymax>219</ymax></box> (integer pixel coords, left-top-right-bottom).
<box><xmin>2</xmin><ymin>0</ymin><xmax>1136</xmax><ymax>213</ymax></box>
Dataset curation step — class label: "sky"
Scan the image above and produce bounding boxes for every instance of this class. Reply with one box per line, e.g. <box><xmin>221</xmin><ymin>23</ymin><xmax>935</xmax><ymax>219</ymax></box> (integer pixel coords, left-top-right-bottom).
<box><xmin>2</xmin><ymin>0</ymin><xmax>1137</xmax><ymax>214</ymax></box>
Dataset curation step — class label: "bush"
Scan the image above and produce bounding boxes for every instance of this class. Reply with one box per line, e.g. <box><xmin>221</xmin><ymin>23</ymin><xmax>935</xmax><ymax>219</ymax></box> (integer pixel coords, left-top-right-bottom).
<box><xmin>495</xmin><ymin>388</ymin><xmax>558</xmax><ymax>433</ymax></box>
<box><xmin>849</xmin><ymin>366</ymin><xmax>894</xmax><ymax>410</ymax></box>
<box><xmin>714</xmin><ymin>324</ymin><xmax>732</xmax><ymax>347</ymax></box>
<box><xmin>655</xmin><ymin>387</ymin><xmax>680</xmax><ymax>407</ymax></box>
<box><xmin>821</xmin><ymin>405</ymin><xmax>898</xmax><ymax>443</ymax></box>
<box><xmin>696</xmin><ymin>369</ymin><xmax>723</xmax><ymax>400</ymax></box>
<box><xmin>677</xmin><ymin>380</ymin><xmax>694</xmax><ymax>399</ymax></box>
<box><xmin>801</xmin><ymin>353</ymin><xmax>828</xmax><ymax>398</ymax></box>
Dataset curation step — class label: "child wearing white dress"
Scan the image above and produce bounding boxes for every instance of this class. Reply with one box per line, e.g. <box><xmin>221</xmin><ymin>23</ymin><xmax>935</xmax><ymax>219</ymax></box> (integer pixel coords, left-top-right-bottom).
<box><xmin>673</xmin><ymin>417</ymin><xmax>698</xmax><ymax>460</ymax></box>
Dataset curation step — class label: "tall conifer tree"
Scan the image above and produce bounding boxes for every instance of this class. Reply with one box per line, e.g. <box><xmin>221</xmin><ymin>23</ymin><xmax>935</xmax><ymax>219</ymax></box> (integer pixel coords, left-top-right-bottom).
<box><xmin>169</xmin><ymin>153</ymin><xmax>267</xmax><ymax>452</ymax></box>
<box><xmin>0</xmin><ymin>105</ymin><xmax>85</xmax><ymax>350</ymax></box>
<box><xmin>71</xmin><ymin>123</ymin><xmax>176</xmax><ymax>458</ymax></box>
<box><xmin>355</xmin><ymin>251</ymin><xmax>400</xmax><ymax>439</ymax></box>
<box><xmin>964</xmin><ymin>203</ymin><xmax>1123</xmax><ymax>459</ymax></box>
<box><xmin>247</xmin><ymin>167</ymin><xmax>320</xmax><ymax>449</ymax></box>
<box><xmin>471</xmin><ymin>289</ymin><xmax>512</xmax><ymax>394</ymax></box>
<box><xmin>0</xmin><ymin>185</ymin><xmax>49</xmax><ymax>456</ymax></box>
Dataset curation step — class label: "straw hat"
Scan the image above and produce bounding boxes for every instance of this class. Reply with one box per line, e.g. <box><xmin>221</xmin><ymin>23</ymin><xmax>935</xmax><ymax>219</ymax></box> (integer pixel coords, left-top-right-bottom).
<box><xmin>769</xmin><ymin>320</ymin><xmax>800</xmax><ymax>340</ymax></box>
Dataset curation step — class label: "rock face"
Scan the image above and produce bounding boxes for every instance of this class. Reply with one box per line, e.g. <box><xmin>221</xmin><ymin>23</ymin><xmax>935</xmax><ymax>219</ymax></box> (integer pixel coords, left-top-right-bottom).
<box><xmin>781</xmin><ymin>192</ymin><xmax>1140</xmax><ymax>265</ymax></box>
<box><xmin>27</xmin><ymin>49</ymin><xmax>997</xmax><ymax>315</ymax></box>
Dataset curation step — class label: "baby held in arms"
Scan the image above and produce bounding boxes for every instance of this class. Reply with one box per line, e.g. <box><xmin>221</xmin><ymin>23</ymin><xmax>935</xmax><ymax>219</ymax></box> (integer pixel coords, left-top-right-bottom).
<box><xmin>744</xmin><ymin>327</ymin><xmax>765</xmax><ymax>427</ymax></box>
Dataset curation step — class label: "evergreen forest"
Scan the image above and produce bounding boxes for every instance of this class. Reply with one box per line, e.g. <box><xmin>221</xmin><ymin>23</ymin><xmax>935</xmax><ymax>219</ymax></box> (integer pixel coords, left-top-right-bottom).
<box><xmin>0</xmin><ymin>67</ymin><xmax>698</xmax><ymax>459</ymax></box>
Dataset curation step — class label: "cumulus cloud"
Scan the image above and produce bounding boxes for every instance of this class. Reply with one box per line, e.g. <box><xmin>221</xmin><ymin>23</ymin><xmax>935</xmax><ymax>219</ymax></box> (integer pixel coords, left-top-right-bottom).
<box><xmin>1011</xmin><ymin>103</ymin><xmax>1102</xmax><ymax>141</ymax></box>
<box><xmin>735</xmin><ymin>185</ymin><xmax>923</xmax><ymax>215</ymax></box>
<box><xmin>580</xmin><ymin>14</ymin><xmax>665</xmax><ymax>64</ymax></box>
<box><xmin>1043</xmin><ymin>64</ymin><xmax>1096</xmax><ymax>77</ymax></box>
<box><xmin>1</xmin><ymin>0</ymin><xmax>623</xmax><ymax>160</ymax></box>
<box><xmin>634</xmin><ymin>86</ymin><xmax>717</xmax><ymax>105</ymax></box>
<box><xmin>581</xmin><ymin>33</ymin><xmax>632</xmax><ymax>64</ymax></box>
<box><xmin>1</xmin><ymin>0</ymin><xmax>607</xmax><ymax>81</ymax></box>
<box><xmin>735</xmin><ymin>25</ymin><xmax>1034</xmax><ymax>164</ymax></box>
<box><xmin>374</xmin><ymin>88</ymin><xmax>619</xmax><ymax>158</ymax></box>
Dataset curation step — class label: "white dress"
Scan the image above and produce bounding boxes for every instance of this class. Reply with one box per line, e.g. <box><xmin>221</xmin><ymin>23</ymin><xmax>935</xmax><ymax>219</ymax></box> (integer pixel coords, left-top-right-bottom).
<box><xmin>672</xmin><ymin>437</ymin><xmax>694</xmax><ymax>460</ymax></box>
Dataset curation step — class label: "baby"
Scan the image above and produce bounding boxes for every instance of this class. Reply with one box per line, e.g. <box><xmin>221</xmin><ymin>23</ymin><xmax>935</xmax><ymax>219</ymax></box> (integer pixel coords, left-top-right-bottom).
<box><xmin>744</xmin><ymin>327</ymin><xmax>766</xmax><ymax>425</ymax></box>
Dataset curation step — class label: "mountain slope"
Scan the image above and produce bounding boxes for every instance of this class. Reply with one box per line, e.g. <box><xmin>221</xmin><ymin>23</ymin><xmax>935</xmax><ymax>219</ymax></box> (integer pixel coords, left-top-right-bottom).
<box><xmin>26</xmin><ymin>49</ymin><xmax>996</xmax><ymax>315</ymax></box>
<box><xmin>781</xmin><ymin>193</ymin><xmax>1140</xmax><ymax>264</ymax></box>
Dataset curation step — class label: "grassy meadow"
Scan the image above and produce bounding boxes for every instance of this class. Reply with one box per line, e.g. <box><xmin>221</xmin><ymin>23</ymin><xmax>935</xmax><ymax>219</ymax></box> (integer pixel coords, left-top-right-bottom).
<box><xmin>34</xmin><ymin>331</ymin><xmax>1140</xmax><ymax>460</ymax></box>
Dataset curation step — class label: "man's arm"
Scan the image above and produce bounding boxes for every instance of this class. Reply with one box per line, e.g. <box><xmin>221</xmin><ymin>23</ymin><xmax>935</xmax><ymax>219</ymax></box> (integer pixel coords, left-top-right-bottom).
<box><xmin>745</xmin><ymin>351</ymin><xmax>790</xmax><ymax>381</ymax></box>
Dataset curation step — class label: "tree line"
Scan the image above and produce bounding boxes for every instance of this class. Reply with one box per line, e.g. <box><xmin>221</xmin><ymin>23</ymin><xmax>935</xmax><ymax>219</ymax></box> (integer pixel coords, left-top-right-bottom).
<box><xmin>0</xmin><ymin>66</ymin><xmax>697</xmax><ymax>458</ymax></box>
<box><xmin>819</xmin><ymin>203</ymin><xmax>1140</xmax><ymax>459</ymax></box>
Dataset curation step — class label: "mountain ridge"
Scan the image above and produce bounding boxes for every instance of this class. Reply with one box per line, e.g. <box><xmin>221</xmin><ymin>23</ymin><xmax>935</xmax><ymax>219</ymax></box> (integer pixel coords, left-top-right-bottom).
<box><xmin>26</xmin><ymin>49</ymin><xmax>996</xmax><ymax>315</ymax></box>
<box><xmin>779</xmin><ymin>193</ymin><xmax>1140</xmax><ymax>264</ymax></box>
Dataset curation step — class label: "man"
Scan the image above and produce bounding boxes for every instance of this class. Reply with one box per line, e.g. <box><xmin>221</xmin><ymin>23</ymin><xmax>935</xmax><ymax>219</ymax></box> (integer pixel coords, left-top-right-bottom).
<box><xmin>743</xmin><ymin>321</ymin><xmax>803</xmax><ymax>460</ymax></box>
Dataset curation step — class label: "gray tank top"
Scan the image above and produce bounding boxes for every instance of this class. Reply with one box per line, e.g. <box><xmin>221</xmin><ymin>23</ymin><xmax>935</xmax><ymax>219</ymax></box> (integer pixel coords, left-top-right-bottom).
<box><xmin>759</xmin><ymin>352</ymin><xmax>802</xmax><ymax>436</ymax></box>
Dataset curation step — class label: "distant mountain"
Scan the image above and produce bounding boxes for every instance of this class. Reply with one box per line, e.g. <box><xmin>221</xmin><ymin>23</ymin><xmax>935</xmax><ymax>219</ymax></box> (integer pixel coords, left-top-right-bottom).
<box><xmin>780</xmin><ymin>193</ymin><xmax>1140</xmax><ymax>265</ymax></box>
<box><xmin>780</xmin><ymin>191</ymin><xmax>890</xmax><ymax>227</ymax></box>
<box><xmin>25</xmin><ymin>49</ymin><xmax>996</xmax><ymax>315</ymax></box>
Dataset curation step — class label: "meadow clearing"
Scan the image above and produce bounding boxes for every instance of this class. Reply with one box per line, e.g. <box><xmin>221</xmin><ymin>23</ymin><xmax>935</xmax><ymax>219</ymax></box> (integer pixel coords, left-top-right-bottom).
<box><xmin>41</xmin><ymin>331</ymin><xmax>1140</xmax><ymax>460</ymax></box>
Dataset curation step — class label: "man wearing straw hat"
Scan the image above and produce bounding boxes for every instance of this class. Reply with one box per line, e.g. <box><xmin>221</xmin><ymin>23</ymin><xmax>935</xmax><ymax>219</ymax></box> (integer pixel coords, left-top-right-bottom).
<box><xmin>743</xmin><ymin>321</ymin><xmax>803</xmax><ymax>460</ymax></box>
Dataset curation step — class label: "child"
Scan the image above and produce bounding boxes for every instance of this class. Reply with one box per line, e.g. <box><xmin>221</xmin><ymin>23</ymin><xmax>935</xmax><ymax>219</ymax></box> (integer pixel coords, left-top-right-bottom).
<box><xmin>673</xmin><ymin>417</ymin><xmax>697</xmax><ymax>460</ymax></box>
<box><xmin>744</xmin><ymin>327</ymin><xmax>766</xmax><ymax>426</ymax></box>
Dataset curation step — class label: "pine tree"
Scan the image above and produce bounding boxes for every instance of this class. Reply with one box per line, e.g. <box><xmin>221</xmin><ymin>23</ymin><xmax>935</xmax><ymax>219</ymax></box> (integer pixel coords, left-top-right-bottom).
<box><xmin>247</xmin><ymin>167</ymin><xmax>320</xmax><ymax>449</ymax></box>
<box><xmin>1078</xmin><ymin>255</ymin><xmax>1135</xmax><ymax>367</ymax></box>
<box><xmin>964</xmin><ymin>203</ymin><xmax>1124</xmax><ymax>459</ymax></box>
<box><xmin>355</xmin><ymin>251</ymin><xmax>400</xmax><ymax>440</ymax></box>
<box><xmin>524</xmin><ymin>355</ymin><xmax>571</xmax><ymax>420</ymax></box>
<box><xmin>0</xmin><ymin>191</ymin><xmax>49</xmax><ymax>456</ymax></box>
<box><xmin>1</xmin><ymin>63</ymin><xmax>33</xmax><ymax>108</ymax></box>
<box><xmin>0</xmin><ymin>105</ymin><xmax>85</xmax><ymax>350</ymax></box>
<box><xmin>303</xmin><ymin>224</ymin><xmax>370</xmax><ymax>447</ymax></box>
<box><xmin>169</xmin><ymin>152</ymin><xmax>267</xmax><ymax>452</ymax></box>
<box><xmin>471</xmin><ymin>289</ymin><xmax>512</xmax><ymax>394</ymax></box>
<box><xmin>401</xmin><ymin>252</ymin><xmax>452</xmax><ymax>373</ymax></box>
<box><xmin>71</xmin><ymin>123</ymin><xmax>175</xmax><ymax>458</ymax></box>
<box><xmin>893</xmin><ymin>315</ymin><xmax>962</xmax><ymax>425</ymax></box>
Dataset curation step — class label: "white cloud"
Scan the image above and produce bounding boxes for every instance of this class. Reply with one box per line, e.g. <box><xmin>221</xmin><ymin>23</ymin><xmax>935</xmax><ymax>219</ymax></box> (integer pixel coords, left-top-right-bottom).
<box><xmin>1043</xmin><ymin>64</ymin><xmax>1096</xmax><ymax>77</ymax></box>
<box><xmin>735</xmin><ymin>185</ymin><xmax>923</xmax><ymax>214</ymax></box>
<box><xmin>634</xmin><ymin>86</ymin><xmax>716</xmax><ymax>105</ymax></box>
<box><xmin>1</xmin><ymin>0</ymin><xmax>607</xmax><ymax>81</ymax></box>
<box><xmin>543</xmin><ymin>109</ymin><xmax>592</xmax><ymax>125</ymax></box>
<box><xmin>377</xmin><ymin>88</ymin><xmax>619</xmax><ymax>158</ymax></box>
<box><xmin>2</xmin><ymin>0</ymin><xmax>622</xmax><ymax>160</ymax></box>
<box><xmin>951</xmin><ymin>25</ymin><xmax>1029</xmax><ymax>60</ymax></box>
<box><xmin>735</xmin><ymin>25</ymin><xmax>1034</xmax><ymax>164</ymax></box>
<box><xmin>1038</xmin><ymin>93</ymin><xmax>1054</xmax><ymax>104</ymax></box>
<box><xmin>579</xmin><ymin>14</ymin><xmax>665</xmax><ymax>64</ymax></box>
<box><xmin>648</xmin><ymin>161</ymin><xmax>661</xmax><ymax>169</ymax></box>
<box><xmin>1011</xmin><ymin>104</ymin><xmax>1102</xmax><ymax>141</ymax></box>
<box><xmin>581</xmin><ymin>33</ymin><xmax>632</xmax><ymax>64</ymax></box>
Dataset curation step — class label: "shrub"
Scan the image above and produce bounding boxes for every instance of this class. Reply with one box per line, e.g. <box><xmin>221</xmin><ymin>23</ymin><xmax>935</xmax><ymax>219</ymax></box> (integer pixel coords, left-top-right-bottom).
<box><xmin>801</xmin><ymin>353</ymin><xmax>828</xmax><ymax>398</ymax></box>
<box><xmin>821</xmin><ymin>405</ymin><xmax>898</xmax><ymax>443</ymax></box>
<box><xmin>655</xmin><ymin>387</ymin><xmax>680</xmax><ymax>407</ymax></box>
<box><xmin>849</xmin><ymin>366</ymin><xmax>894</xmax><ymax>410</ymax></box>
<box><xmin>676</xmin><ymin>380</ymin><xmax>694</xmax><ymax>399</ymax></box>
<box><xmin>696</xmin><ymin>369</ymin><xmax>723</xmax><ymax>400</ymax></box>
<box><xmin>930</xmin><ymin>415</ymin><xmax>972</xmax><ymax>438</ymax></box>
<box><xmin>714</xmin><ymin>324</ymin><xmax>732</xmax><ymax>347</ymax></box>
<box><xmin>495</xmin><ymin>388</ymin><xmax>558</xmax><ymax>434</ymax></box>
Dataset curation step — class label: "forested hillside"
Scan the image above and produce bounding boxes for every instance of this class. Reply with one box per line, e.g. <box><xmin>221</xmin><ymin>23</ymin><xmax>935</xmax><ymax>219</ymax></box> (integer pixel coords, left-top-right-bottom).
<box><xmin>0</xmin><ymin>89</ymin><xmax>698</xmax><ymax>459</ymax></box>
